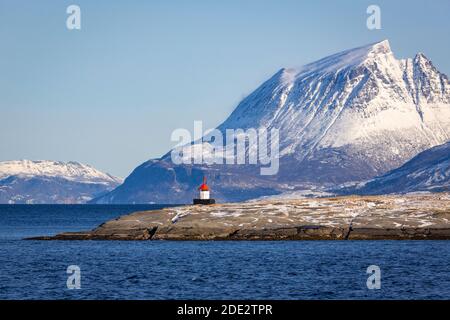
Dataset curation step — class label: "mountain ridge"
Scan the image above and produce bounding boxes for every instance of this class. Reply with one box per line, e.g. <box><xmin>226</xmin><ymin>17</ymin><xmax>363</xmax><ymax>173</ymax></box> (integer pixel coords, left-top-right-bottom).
<box><xmin>339</xmin><ymin>141</ymin><xmax>450</xmax><ymax>195</ymax></box>
<box><xmin>0</xmin><ymin>160</ymin><xmax>122</xmax><ymax>184</ymax></box>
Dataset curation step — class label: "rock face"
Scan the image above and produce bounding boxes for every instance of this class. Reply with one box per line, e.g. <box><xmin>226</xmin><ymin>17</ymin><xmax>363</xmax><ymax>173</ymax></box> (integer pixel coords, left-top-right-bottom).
<box><xmin>0</xmin><ymin>160</ymin><xmax>122</xmax><ymax>204</ymax></box>
<box><xmin>341</xmin><ymin>141</ymin><xmax>450</xmax><ymax>195</ymax></box>
<box><xmin>93</xmin><ymin>40</ymin><xmax>450</xmax><ymax>204</ymax></box>
<box><xmin>33</xmin><ymin>193</ymin><xmax>450</xmax><ymax>240</ymax></box>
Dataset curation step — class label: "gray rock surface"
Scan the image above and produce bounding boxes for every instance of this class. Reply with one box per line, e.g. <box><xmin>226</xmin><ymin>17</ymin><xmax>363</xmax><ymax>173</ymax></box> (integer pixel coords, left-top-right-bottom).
<box><xmin>30</xmin><ymin>193</ymin><xmax>450</xmax><ymax>240</ymax></box>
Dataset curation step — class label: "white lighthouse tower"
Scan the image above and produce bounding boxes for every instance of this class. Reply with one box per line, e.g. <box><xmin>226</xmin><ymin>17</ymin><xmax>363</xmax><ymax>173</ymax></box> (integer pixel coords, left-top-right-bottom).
<box><xmin>193</xmin><ymin>177</ymin><xmax>215</xmax><ymax>205</ymax></box>
<box><xmin>199</xmin><ymin>181</ymin><xmax>210</xmax><ymax>200</ymax></box>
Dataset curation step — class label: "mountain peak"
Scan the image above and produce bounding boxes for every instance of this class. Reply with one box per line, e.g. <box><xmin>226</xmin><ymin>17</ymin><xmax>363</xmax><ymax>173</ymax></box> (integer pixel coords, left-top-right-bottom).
<box><xmin>286</xmin><ymin>40</ymin><xmax>393</xmax><ymax>79</ymax></box>
<box><xmin>351</xmin><ymin>39</ymin><xmax>393</xmax><ymax>65</ymax></box>
<box><xmin>413</xmin><ymin>52</ymin><xmax>432</xmax><ymax>66</ymax></box>
<box><xmin>367</xmin><ymin>39</ymin><xmax>391</xmax><ymax>55</ymax></box>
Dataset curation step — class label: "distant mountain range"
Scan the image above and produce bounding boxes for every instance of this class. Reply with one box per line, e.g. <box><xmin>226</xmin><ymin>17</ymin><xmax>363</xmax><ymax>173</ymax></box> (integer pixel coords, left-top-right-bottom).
<box><xmin>339</xmin><ymin>141</ymin><xmax>449</xmax><ymax>195</ymax></box>
<box><xmin>92</xmin><ymin>40</ymin><xmax>450</xmax><ymax>204</ymax></box>
<box><xmin>0</xmin><ymin>160</ymin><xmax>122</xmax><ymax>204</ymax></box>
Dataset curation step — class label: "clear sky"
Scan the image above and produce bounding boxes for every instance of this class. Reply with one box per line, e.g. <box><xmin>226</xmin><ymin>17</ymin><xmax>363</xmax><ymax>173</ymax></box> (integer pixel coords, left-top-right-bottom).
<box><xmin>1</xmin><ymin>0</ymin><xmax>449</xmax><ymax>178</ymax></box>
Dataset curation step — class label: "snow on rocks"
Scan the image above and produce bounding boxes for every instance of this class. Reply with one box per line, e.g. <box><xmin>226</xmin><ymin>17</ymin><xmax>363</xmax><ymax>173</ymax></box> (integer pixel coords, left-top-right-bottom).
<box><xmin>37</xmin><ymin>193</ymin><xmax>450</xmax><ymax>240</ymax></box>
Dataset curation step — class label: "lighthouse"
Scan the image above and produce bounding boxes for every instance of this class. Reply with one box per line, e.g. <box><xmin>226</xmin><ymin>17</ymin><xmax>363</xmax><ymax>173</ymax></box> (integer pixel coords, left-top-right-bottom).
<box><xmin>193</xmin><ymin>177</ymin><xmax>216</xmax><ymax>205</ymax></box>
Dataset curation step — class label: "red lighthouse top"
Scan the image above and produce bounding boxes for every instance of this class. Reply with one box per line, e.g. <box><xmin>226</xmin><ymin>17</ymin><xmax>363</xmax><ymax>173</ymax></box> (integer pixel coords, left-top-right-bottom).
<box><xmin>198</xmin><ymin>177</ymin><xmax>209</xmax><ymax>191</ymax></box>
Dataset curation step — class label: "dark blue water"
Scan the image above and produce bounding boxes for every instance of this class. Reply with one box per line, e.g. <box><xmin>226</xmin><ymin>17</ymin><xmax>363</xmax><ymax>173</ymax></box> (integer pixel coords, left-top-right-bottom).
<box><xmin>0</xmin><ymin>205</ymin><xmax>449</xmax><ymax>300</ymax></box>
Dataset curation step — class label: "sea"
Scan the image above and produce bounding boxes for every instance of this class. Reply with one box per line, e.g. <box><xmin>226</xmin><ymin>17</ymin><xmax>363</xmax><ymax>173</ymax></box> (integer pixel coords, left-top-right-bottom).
<box><xmin>0</xmin><ymin>204</ymin><xmax>449</xmax><ymax>300</ymax></box>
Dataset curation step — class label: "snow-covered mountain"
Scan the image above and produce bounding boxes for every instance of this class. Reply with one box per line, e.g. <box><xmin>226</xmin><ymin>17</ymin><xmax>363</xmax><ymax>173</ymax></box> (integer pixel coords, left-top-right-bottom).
<box><xmin>94</xmin><ymin>40</ymin><xmax>450</xmax><ymax>204</ymax></box>
<box><xmin>220</xmin><ymin>40</ymin><xmax>449</xmax><ymax>174</ymax></box>
<box><xmin>0</xmin><ymin>160</ymin><xmax>122</xmax><ymax>204</ymax></box>
<box><xmin>339</xmin><ymin>141</ymin><xmax>450</xmax><ymax>195</ymax></box>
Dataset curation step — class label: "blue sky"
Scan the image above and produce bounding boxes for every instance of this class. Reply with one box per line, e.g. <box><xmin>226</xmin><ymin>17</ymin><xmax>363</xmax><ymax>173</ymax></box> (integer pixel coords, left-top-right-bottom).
<box><xmin>1</xmin><ymin>0</ymin><xmax>449</xmax><ymax>177</ymax></box>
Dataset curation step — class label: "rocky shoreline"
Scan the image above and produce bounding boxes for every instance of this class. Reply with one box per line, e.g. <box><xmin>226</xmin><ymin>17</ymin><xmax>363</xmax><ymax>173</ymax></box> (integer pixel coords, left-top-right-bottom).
<box><xmin>28</xmin><ymin>193</ymin><xmax>450</xmax><ymax>240</ymax></box>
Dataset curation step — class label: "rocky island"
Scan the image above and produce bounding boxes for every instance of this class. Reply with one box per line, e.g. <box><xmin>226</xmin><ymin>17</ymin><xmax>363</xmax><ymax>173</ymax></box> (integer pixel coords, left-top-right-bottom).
<box><xmin>29</xmin><ymin>193</ymin><xmax>450</xmax><ymax>240</ymax></box>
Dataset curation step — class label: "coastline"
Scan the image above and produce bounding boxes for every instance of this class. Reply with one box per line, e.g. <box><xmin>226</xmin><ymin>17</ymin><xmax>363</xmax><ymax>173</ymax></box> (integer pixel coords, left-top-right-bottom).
<box><xmin>28</xmin><ymin>193</ymin><xmax>450</xmax><ymax>241</ymax></box>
